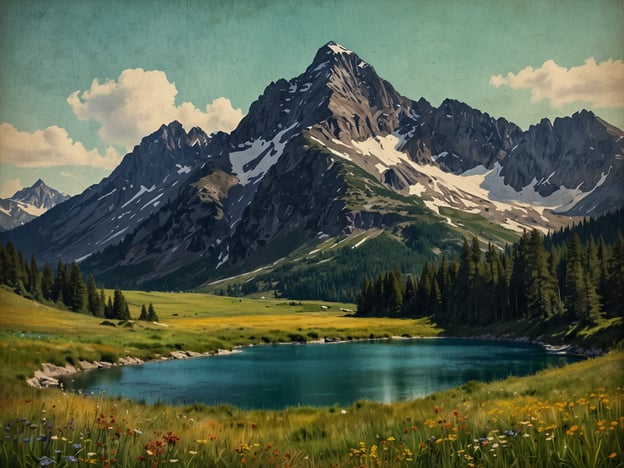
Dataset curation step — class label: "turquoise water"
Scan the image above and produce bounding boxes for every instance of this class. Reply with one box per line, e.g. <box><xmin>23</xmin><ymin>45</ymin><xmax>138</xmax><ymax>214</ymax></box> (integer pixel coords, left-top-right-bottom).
<box><xmin>61</xmin><ymin>338</ymin><xmax>582</xmax><ymax>409</ymax></box>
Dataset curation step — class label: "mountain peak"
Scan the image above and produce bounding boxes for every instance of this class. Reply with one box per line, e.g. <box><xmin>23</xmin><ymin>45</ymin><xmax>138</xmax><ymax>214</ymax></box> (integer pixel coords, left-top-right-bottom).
<box><xmin>12</xmin><ymin>178</ymin><xmax>63</xmax><ymax>200</ymax></box>
<box><xmin>323</xmin><ymin>41</ymin><xmax>354</xmax><ymax>55</ymax></box>
<box><xmin>0</xmin><ymin>178</ymin><xmax>70</xmax><ymax>231</ymax></box>
<box><xmin>309</xmin><ymin>41</ymin><xmax>367</xmax><ymax>72</ymax></box>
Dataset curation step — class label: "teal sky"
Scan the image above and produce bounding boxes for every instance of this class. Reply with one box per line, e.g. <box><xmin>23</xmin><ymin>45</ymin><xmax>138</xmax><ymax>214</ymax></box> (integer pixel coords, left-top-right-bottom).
<box><xmin>1</xmin><ymin>0</ymin><xmax>622</xmax><ymax>196</ymax></box>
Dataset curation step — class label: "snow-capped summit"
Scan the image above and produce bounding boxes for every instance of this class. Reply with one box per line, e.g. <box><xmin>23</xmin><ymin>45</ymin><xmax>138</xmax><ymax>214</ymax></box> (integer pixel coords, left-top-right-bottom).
<box><xmin>325</xmin><ymin>41</ymin><xmax>354</xmax><ymax>55</ymax></box>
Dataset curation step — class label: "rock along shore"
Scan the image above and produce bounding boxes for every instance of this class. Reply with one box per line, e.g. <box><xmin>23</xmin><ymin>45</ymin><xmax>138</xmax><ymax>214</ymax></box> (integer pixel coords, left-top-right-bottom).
<box><xmin>26</xmin><ymin>349</ymin><xmax>238</xmax><ymax>389</ymax></box>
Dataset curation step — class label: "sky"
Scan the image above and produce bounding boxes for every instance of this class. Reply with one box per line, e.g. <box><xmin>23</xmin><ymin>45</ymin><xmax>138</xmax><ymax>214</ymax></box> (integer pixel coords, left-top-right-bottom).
<box><xmin>0</xmin><ymin>0</ymin><xmax>622</xmax><ymax>197</ymax></box>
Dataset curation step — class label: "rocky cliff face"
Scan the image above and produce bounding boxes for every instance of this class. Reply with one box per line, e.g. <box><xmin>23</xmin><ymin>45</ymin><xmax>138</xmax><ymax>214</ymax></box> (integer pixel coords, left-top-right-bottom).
<box><xmin>500</xmin><ymin>111</ymin><xmax>624</xmax><ymax>214</ymax></box>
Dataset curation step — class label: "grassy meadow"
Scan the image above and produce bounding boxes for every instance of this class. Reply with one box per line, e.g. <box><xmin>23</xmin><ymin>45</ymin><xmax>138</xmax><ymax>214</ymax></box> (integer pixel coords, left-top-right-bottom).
<box><xmin>0</xmin><ymin>286</ymin><xmax>623</xmax><ymax>466</ymax></box>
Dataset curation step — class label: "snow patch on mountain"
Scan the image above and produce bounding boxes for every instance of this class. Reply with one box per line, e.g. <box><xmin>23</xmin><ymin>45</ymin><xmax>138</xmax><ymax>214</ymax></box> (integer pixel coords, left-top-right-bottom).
<box><xmin>121</xmin><ymin>185</ymin><xmax>156</xmax><ymax>209</ymax></box>
<box><xmin>340</xmin><ymin>132</ymin><xmax>608</xmax><ymax>232</ymax></box>
<box><xmin>229</xmin><ymin>123</ymin><xmax>298</xmax><ymax>185</ymax></box>
<box><xmin>12</xmin><ymin>200</ymin><xmax>47</xmax><ymax>217</ymax></box>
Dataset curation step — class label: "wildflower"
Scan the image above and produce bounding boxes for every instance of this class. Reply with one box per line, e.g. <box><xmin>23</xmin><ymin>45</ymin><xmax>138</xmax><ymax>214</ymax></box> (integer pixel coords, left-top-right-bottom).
<box><xmin>163</xmin><ymin>432</ymin><xmax>180</xmax><ymax>445</ymax></box>
<box><xmin>38</xmin><ymin>456</ymin><xmax>55</xmax><ymax>466</ymax></box>
<box><xmin>188</xmin><ymin>451</ymin><xmax>198</xmax><ymax>455</ymax></box>
<box><xmin>65</xmin><ymin>456</ymin><xmax>78</xmax><ymax>463</ymax></box>
<box><xmin>133</xmin><ymin>429</ymin><xmax>142</xmax><ymax>436</ymax></box>
<box><xmin>72</xmin><ymin>443</ymin><xmax>82</xmax><ymax>449</ymax></box>
<box><xmin>608</xmin><ymin>453</ymin><xmax>617</xmax><ymax>459</ymax></box>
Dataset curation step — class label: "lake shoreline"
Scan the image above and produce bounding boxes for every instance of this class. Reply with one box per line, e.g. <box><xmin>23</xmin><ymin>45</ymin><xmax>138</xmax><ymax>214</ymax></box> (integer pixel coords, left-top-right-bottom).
<box><xmin>27</xmin><ymin>332</ymin><xmax>600</xmax><ymax>389</ymax></box>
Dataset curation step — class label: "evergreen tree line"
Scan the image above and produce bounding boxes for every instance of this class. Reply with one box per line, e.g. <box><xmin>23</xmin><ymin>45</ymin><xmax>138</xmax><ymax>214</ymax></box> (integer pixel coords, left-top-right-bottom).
<box><xmin>0</xmin><ymin>242</ymin><xmax>157</xmax><ymax>322</ymax></box>
<box><xmin>357</xmin><ymin>229</ymin><xmax>624</xmax><ymax>325</ymax></box>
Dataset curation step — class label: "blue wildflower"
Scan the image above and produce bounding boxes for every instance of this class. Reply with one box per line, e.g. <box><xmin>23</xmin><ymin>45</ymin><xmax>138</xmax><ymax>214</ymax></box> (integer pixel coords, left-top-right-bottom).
<box><xmin>72</xmin><ymin>442</ymin><xmax>82</xmax><ymax>449</ymax></box>
<box><xmin>39</xmin><ymin>456</ymin><xmax>55</xmax><ymax>466</ymax></box>
<box><xmin>65</xmin><ymin>455</ymin><xmax>78</xmax><ymax>463</ymax></box>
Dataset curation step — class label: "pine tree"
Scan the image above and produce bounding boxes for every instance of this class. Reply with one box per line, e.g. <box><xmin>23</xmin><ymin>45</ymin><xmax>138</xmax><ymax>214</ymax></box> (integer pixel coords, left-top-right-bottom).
<box><xmin>68</xmin><ymin>262</ymin><xmax>86</xmax><ymax>312</ymax></box>
<box><xmin>4</xmin><ymin>242</ymin><xmax>21</xmax><ymax>289</ymax></box>
<box><xmin>95</xmin><ymin>288</ymin><xmax>106</xmax><ymax>317</ymax></box>
<box><xmin>105</xmin><ymin>296</ymin><xmax>114</xmax><ymax>319</ymax></box>
<box><xmin>139</xmin><ymin>304</ymin><xmax>148</xmax><ymax>321</ymax></box>
<box><xmin>385</xmin><ymin>268</ymin><xmax>404</xmax><ymax>314</ymax></box>
<box><xmin>584</xmin><ymin>237</ymin><xmax>601</xmax><ymax>290</ymax></box>
<box><xmin>15</xmin><ymin>249</ymin><xmax>28</xmax><ymax>293</ymax></box>
<box><xmin>449</xmin><ymin>239</ymin><xmax>474</xmax><ymax>322</ymax></box>
<box><xmin>583</xmin><ymin>274</ymin><xmax>603</xmax><ymax>324</ymax></box>
<box><xmin>597</xmin><ymin>237</ymin><xmax>610</xmax><ymax>301</ymax></box>
<box><xmin>41</xmin><ymin>263</ymin><xmax>54</xmax><ymax>301</ymax></box>
<box><xmin>147</xmin><ymin>303</ymin><xmax>158</xmax><ymax>322</ymax></box>
<box><xmin>471</xmin><ymin>236</ymin><xmax>482</xmax><ymax>266</ymax></box>
<box><xmin>563</xmin><ymin>234</ymin><xmax>601</xmax><ymax>322</ymax></box>
<box><xmin>607</xmin><ymin>232</ymin><xmax>624</xmax><ymax>316</ymax></box>
<box><xmin>86</xmin><ymin>275</ymin><xmax>99</xmax><ymax>315</ymax></box>
<box><xmin>403</xmin><ymin>275</ymin><xmax>417</xmax><ymax>316</ymax></box>
<box><xmin>526</xmin><ymin>230</ymin><xmax>559</xmax><ymax>319</ymax></box>
<box><xmin>509</xmin><ymin>232</ymin><xmax>529</xmax><ymax>319</ymax></box>
<box><xmin>52</xmin><ymin>261</ymin><xmax>69</xmax><ymax>305</ymax></box>
<box><xmin>27</xmin><ymin>254</ymin><xmax>42</xmax><ymax>299</ymax></box>
<box><xmin>436</xmin><ymin>256</ymin><xmax>451</xmax><ymax>314</ymax></box>
<box><xmin>112</xmin><ymin>288</ymin><xmax>131</xmax><ymax>320</ymax></box>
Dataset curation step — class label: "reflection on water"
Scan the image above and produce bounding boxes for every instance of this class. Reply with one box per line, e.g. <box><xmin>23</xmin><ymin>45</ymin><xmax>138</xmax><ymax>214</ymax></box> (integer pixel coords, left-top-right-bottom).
<box><xmin>61</xmin><ymin>338</ymin><xmax>583</xmax><ymax>409</ymax></box>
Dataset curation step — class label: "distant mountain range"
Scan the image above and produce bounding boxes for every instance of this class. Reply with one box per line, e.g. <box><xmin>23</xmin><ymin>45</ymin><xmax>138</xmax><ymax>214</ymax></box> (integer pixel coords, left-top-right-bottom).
<box><xmin>2</xmin><ymin>42</ymin><xmax>623</xmax><ymax>293</ymax></box>
<box><xmin>0</xmin><ymin>179</ymin><xmax>69</xmax><ymax>231</ymax></box>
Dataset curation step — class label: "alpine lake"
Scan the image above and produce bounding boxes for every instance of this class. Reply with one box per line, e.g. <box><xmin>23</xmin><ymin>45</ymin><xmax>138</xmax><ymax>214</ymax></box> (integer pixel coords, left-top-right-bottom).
<box><xmin>60</xmin><ymin>338</ymin><xmax>583</xmax><ymax>410</ymax></box>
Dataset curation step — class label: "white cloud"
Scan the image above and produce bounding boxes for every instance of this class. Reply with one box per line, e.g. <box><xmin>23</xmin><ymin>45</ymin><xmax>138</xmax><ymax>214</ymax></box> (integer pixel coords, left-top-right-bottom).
<box><xmin>67</xmin><ymin>68</ymin><xmax>244</xmax><ymax>148</ymax></box>
<box><xmin>0</xmin><ymin>123</ymin><xmax>121</xmax><ymax>169</ymax></box>
<box><xmin>490</xmin><ymin>58</ymin><xmax>624</xmax><ymax>108</ymax></box>
<box><xmin>0</xmin><ymin>178</ymin><xmax>23</xmax><ymax>198</ymax></box>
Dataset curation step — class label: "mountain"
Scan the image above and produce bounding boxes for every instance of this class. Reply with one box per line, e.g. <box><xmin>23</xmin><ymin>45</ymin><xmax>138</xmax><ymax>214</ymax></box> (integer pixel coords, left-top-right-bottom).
<box><xmin>0</xmin><ymin>179</ymin><xmax>69</xmax><ymax>231</ymax></box>
<box><xmin>1</xmin><ymin>122</ymin><xmax>213</xmax><ymax>261</ymax></box>
<box><xmin>3</xmin><ymin>41</ymin><xmax>623</xmax><ymax>296</ymax></box>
